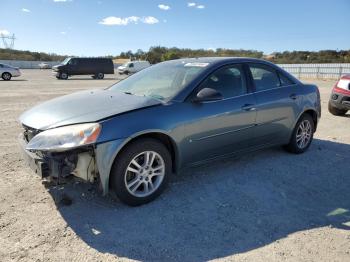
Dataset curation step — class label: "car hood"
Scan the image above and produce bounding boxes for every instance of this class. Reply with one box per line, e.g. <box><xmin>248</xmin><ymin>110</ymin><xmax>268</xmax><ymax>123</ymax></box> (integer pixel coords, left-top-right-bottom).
<box><xmin>19</xmin><ymin>89</ymin><xmax>162</xmax><ymax>130</ymax></box>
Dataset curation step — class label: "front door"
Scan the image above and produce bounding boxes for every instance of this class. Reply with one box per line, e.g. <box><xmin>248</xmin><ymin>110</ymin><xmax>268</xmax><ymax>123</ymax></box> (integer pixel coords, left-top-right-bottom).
<box><xmin>182</xmin><ymin>64</ymin><xmax>257</xmax><ymax>164</ymax></box>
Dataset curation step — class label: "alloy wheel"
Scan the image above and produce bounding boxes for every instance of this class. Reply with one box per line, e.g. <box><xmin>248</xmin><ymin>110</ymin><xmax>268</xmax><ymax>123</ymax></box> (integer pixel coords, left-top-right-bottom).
<box><xmin>296</xmin><ymin>120</ymin><xmax>312</xmax><ymax>149</ymax></box>
<box><xmin>124</xmin><ymin>151</ymin><xmax>165</xmax><ymax>198</ymax></box>
<box><xmin>2</xmin><ymin>73</ymin><xmax>11</xmax><ymax>80</ymax></box>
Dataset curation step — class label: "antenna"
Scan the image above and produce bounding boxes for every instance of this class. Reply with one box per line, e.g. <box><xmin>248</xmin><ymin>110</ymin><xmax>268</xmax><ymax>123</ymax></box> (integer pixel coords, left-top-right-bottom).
<box><xmin>0</xmin><ymin>33</ymin><xmax>16</xmax><ymax>49</ymax></box>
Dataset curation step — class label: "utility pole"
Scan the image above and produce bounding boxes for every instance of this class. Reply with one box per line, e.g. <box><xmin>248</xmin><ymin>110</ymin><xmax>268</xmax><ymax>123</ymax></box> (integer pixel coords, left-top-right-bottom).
<box><xmin>0</xmin><ymin>33</ymin><xmax>16</xmax><ymax>49</ymax></box>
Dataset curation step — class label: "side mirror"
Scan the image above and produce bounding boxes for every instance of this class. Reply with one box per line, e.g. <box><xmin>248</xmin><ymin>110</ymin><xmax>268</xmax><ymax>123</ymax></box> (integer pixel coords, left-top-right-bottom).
<box><xmin>192</xmin><ymin>88</ymin><xmax>223</xmax><ymax>103</ymax></box>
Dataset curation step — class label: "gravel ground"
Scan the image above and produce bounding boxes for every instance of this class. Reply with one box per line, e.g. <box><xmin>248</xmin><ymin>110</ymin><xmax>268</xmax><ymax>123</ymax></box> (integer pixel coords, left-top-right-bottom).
<box><xmin>0</xmin><ymin>70</ymin><xmax>349</xmax><ymax>262</ymax></box>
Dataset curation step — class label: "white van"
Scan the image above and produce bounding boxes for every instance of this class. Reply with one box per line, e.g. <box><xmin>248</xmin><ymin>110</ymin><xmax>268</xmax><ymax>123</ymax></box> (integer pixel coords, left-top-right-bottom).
<box><xmin>117</xmin><ymin>61</ymin><xmax>150</xmax><ymax>75</ymax></box>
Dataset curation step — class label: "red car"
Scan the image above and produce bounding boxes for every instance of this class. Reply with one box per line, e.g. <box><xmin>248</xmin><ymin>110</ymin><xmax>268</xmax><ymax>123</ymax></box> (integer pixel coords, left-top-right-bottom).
<box><xmin>328</xmin><ymin>75</ymin><xmax>350</xmax><ymax>116</ymax></box>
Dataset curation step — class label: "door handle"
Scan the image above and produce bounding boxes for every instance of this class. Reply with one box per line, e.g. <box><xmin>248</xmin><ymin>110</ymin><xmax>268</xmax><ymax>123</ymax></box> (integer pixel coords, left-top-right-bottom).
<box><xmin>241</xmin><ymin>104</ymin><xmax>256</xmax><ymax>111</ymax></box>
<box><xmin>289</xmin><ymin>94</ymin><xmax>297</xmax><ymax>100</ymax></box>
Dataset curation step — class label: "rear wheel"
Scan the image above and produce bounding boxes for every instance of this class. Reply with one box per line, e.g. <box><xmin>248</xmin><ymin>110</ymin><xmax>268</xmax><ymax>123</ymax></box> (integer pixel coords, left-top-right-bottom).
<box><xmin>285</xmin><ymin>114</ymin><xmax>314</xmax><ymax>154</ymax></box>
<box><xmin>110</xmin><ymin>138</ymin><xmax>171</xmax><ymax>206</ymax></box>
<box><xmin>2</xmin><ymin>72</ymin><xmax>12</xmax><ymax>81</ymax></box>
<box><xmin>59</xmin><ymin>72</ymin><xmax>68</xmax><ymax>80</ymax></box>
<box><xmin>328</xmin><ymin>102</ymin><xmax>347</xmax><ymax>116</ymax></box>
<box><xmin>95</xmin><ymin>73</ymin><xmax>104</xmax><ymax>79</ymax></box>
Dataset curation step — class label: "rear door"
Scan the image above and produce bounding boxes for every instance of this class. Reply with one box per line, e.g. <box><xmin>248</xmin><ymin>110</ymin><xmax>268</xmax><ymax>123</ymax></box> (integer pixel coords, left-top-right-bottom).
<box><xmin>182</xmin><ymin>63</ymin><xmax>257</xmax><ymax>164</ymax></box>
<box><xmin>247</xmin><ymin>63</ymin><xmax>299</xmax><ymax>145</ymax></box>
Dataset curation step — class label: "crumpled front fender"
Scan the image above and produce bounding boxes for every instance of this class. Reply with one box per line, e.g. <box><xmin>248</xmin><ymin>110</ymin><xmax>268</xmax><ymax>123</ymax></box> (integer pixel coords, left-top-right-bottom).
<box><xmin>95</xmin><ymin>138</ymin><xmax>127</xmax><ymax>195</ymax></box>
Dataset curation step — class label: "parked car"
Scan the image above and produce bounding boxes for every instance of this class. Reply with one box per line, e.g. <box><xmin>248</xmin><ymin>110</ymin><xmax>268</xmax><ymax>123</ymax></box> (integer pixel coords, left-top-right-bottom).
<box><xmin>0</xmin><ymin>63</ymin><xmax>21</xmax><ymax>81</ymax></box>
<box><xmin>18</xmin><ymin>58</ymin><xmax>321</xmax><ymax>206</ymax></box>
<box><xmin>328</xmin><ymin>74</ymin><xmax>350</xmax><ymax>116</ymax></box>
<box><xmin>117</xmin><ymin>61</ymin><xmax>150</xmax><ymax>75</ymax></box>
<box><xmin>38</xmin><ymin>62</ymin><xmax>51</xmax><ymax>69</ymax></box>
<box><xmin>52</xmin><ymin>57</ymin><xmax>114</xmax><ymax>80</ymax></box>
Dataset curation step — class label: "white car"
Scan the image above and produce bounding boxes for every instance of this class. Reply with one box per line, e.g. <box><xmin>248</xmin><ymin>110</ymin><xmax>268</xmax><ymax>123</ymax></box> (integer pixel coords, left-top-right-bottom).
<box><xmin>38</xmin><ymin>62</ymin><xmax>51</xmax><ymax>69</ymax></box>
<box><xmin>117</xmin><ymin>61</ymin><xmax>150</xmax><ymax>75</ymax></box>
<box><xmin>0</xmin><ymin>63</ymin><xmax>21</xmax><ymax>81</ymax></box>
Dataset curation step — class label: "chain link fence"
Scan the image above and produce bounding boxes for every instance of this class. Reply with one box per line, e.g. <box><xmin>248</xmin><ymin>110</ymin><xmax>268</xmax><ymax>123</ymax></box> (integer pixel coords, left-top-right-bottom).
<box><xmin>278</xmin><ymin>63</ymin><xmax>350</xmax><ymax>79</ymax></box>
<box><xmin>1</xmin><ymin>60</ymin><xmax>350</xmax><ymax>79</ymax></box>
<box><xmin>0</xmin><ymin>60</ymin><xmax>60</xmax><ymax>69</ymax></box>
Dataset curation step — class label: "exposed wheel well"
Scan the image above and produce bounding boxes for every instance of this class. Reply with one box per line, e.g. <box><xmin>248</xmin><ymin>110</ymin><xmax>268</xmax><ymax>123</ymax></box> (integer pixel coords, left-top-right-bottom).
<box><xmin>302</xmin><ymin>109</ymin><xmax>318</xmax><ymax>131</ymax></box>
<box><xmin>116</xmin><ymin>132</ymin><xmax>177</xmax><ymax>172</ymax></box>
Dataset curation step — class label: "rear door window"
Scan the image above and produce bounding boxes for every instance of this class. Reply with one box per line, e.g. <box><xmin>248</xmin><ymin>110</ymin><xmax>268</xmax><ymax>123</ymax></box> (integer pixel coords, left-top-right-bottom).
<box><xmin>278</xmin><ymin>72</ymin><xmax>295</xmax><ymax>86</ymax></box>
<box><xmin>248</xmin><ymin>63</ymin><xmax>281</xmax><ymax>92</ymax></box>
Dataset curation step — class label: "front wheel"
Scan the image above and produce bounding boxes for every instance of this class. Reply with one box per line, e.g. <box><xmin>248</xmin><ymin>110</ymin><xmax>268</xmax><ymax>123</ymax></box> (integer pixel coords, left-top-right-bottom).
<box><xmin>59</xmin><ymin>72</ymin><xmax>68</xmax><ymax>80</ymax></box>
<box><xmin>285</xmin><ymin>114</ymin><xmax>314</xmax><ymax>154</ymax></box>
<box><xmin>2</xmin><ymin>72</ymin><xmax>12</xmax><ymax>81</ymax></box>
<box><xmin>110</xmin><ymin>138</ymin><xmax>172</xmax><ymax>206</ymax></box>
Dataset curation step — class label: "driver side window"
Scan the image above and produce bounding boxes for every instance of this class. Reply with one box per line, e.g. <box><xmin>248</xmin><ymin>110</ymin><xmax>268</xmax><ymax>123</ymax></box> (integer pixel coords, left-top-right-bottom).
<box><xmin>197</xmin><ymin>64</ymin><xmax>247</xmax><ymax>99</ymax></box>
<box><xmin>69</xmin><ymin>59</ymin><xmax>78</xmax><ymax>65</ymax></box>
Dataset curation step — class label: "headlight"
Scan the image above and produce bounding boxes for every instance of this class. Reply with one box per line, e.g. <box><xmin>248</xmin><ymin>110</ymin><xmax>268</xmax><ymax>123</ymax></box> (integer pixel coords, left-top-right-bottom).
<box><xmin>26</xmin><ymin>123</ymin><xmax>101</xmax><ymax>152</ymax></box>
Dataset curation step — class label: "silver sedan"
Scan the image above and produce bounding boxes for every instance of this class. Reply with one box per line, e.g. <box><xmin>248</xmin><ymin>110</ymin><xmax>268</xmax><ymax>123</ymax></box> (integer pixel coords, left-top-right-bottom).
<box><xmin>0</xmin><ymin>63</ymin><xmax>21</xmax><ymax>80</ymax></box>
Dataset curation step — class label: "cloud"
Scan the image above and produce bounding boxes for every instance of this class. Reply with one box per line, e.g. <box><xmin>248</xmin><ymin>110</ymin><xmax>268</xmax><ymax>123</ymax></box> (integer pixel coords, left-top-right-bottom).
<box><xmin>158</xmin><ymin>4</ymin><xmax>170</xmax><ymax>10</ymax></box>
<box><xmin>53</xmin><ymin>0</ymin><xmax>72</xmax><ymax>2</ymax></box>
<box><xmin>21</xmin><ymin>8</ymin><xmax>31</xmax><ymax>12</ymax></box>
<box><xmin>99</xmin><ymin>16</ymin><xmax>139</xmax><ymax>26</ymax></box>
<box><xmin>0</xmin><ymin>29</ymin><xmax>10</xmax><ymax>36</ymax></box>
<box><xmin>99</xmin><ymin>16</ymin><xmax>159</xmax><ymax>26</ymax></box>
<box><xmin>60</xmin><ymin>31</ymin><xmax>67</xmax><ymax>35</ymax></box>
<box><xmin>188</xmin><ymin>2</ymin><xmax>205</xmax><ymax>9</ymax></box>
<box><xmin>142</xmin><ymin>16</ymin><xmax>159</xmax><ymax>24</ymax></box>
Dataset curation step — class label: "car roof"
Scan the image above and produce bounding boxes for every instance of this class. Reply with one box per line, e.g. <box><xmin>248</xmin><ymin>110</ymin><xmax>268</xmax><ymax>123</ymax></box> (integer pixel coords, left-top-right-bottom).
<box><xmin>166</xmin><ymin>57</ymin><xmax>275</xmax><ymax>66</ymax></box>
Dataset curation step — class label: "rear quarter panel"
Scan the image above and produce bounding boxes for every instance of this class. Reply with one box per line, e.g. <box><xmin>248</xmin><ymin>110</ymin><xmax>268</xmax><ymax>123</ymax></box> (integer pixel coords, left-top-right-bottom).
<box><xmin>294</xmin><ymin>83</ymin><xmax>321</xmax><ymax>128</ymax></box>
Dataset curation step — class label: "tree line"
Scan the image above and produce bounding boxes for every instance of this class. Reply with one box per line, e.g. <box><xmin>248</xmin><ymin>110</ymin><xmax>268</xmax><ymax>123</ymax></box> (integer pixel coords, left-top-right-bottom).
<box><xmin>118</xmin><ymin>47</ymin><xmax>350</xmax><ymax>64</ymax></box>
<box><xmin>1</xmin><ymin>47</ymin><xmax>350</xmax><ymax>64</ymax></box>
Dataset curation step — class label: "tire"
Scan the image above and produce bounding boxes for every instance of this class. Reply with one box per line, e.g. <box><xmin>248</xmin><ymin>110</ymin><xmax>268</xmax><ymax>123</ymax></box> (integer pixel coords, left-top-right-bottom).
<box><xmin>110</xmin><ymin>138</ymin><xmax>172</xmax><ymax>206</ymax></box>
<box><xmin>285</xmin><ymin>114</ymin><xmax>315</xmax><ymax>154</ymax></box>
<box><xmin>125</xmin><ymin>71</ymin><xmax>129</xmax><ymax>75</ymax></box>
<box><xmin>328</xmin><ymin>102</ymin><xmax>347</xmax><ymax>116</ymax></box>
<box><xmin>96</xmin><ymin>73</ymin><xmax>104</xmax><ymax>79</ymax></box>
<box><xmin>59</xmin><ymin>72</ymin><xmax>68</xmax><ymax>80</ymax></box>
<box><xmin>2</xmin><ymin>72</ymin><xmax>12</xmax><ymax>81</ymax></box>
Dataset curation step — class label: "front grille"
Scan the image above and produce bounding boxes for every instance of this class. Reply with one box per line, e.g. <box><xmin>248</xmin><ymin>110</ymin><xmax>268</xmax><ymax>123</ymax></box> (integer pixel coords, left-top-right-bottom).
<box><xmin>23</xmin><ymin>125</ymin><xmax>41</xmax><ymax>143</ymax></box>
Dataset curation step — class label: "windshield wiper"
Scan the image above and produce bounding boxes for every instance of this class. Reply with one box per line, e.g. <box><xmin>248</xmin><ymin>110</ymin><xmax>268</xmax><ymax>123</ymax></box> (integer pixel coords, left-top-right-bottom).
<box><xmin>148</xmin><ymin>94</ymin><xmax>164</xmax><ymax>100</ymax></box>
<box><xmin>123</xmin><ymin>92</ymin><xmax>133</xmax><ymax>95</ymax></box>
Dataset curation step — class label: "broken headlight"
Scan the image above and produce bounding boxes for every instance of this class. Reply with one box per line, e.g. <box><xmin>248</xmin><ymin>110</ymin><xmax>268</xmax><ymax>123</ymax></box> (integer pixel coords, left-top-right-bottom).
<box><xmin>26</xmin><ymin>123</ymin><xmax>101</xmax><ymax>152</ymax></box>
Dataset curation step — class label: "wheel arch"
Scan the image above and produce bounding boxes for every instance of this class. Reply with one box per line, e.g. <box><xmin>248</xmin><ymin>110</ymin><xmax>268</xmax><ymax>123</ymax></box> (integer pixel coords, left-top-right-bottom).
<box><xmin>2</xmin><ymin>72</ymin><xmax>12</xmax><ymax>77</ymax></box>
<box><xmin>287</xmin><ymin>108</ymin><xmax>319</xmax><ymax>144</ymax></box>
<box><xmin>106</xmin><ymin>131</ymin><xmax>179</xmax><ymax>192</ymax></box>
<box><xmin>300</xmin><ymin>109</ymin><xmax>319</xmax><ymax>132</ymax></box>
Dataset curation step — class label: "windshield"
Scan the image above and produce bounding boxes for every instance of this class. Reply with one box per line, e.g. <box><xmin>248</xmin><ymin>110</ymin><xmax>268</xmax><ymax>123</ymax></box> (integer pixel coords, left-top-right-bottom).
<box><xmin>61</xmin><ymin>58</ymin><xmax>71</xmax><ymax>65</ymax></box>
<box><xmin>110</xmin><ymin>60</ymin><xmax>209</xmax><ymax>100</ymax></box>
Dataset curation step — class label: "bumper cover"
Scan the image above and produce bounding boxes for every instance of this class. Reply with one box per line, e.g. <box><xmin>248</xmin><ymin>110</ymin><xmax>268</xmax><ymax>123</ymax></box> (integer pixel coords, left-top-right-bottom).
<box><xmin>18</xmin><ymin>134</ymin><xmax>49</xmax><ymax>177</ymax></box>
<box><xmin>18</xmin><ymin>132</ymin><xmax>127</xmax><ymax>195</ymax></box>
<box><xmin>329</xmin><ymin>90</ymin><xmax>350</xmax><ymax>110</ymax></box>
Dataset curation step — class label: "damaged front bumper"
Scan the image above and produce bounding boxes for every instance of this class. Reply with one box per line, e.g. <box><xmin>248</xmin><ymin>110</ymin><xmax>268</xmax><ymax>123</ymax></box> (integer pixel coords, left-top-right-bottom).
<box><xmin>18</xmin><ymin>133</ymin><xmax>97</xmax><ymax>182</ymax></box>
<box><xmin>18</xmin><ymin>133</ymin><xmax>126</xmax><ymax>195</ymax></box>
